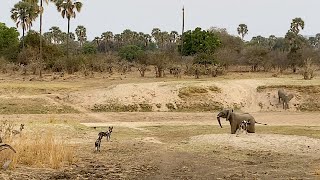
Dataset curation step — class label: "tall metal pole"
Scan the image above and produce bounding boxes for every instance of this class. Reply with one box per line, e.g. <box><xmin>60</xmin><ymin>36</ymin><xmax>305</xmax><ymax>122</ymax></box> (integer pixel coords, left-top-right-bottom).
<box><xmin>181</xmin><ymin>6</ymin><xmax>185</xmax><ymax>56</ymax></box>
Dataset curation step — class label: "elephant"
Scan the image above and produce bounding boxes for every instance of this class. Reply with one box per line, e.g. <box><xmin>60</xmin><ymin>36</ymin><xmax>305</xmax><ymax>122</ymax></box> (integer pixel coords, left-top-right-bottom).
<box><xmin>216</xmin><ymin>109</ymin><xmax>267</xmax><ymax>134</ymax></box>
<box><xmin>278</xmin><ymin>89</ymin><xmax>294</xmax><ymax>110</ymax></box>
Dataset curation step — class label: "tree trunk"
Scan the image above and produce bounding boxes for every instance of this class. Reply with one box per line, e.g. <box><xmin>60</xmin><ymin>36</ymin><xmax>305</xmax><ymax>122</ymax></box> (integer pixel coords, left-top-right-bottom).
<box><xmin>22</xmin><ymin>22</ymin><xmax>25</xmax><ymax>51</ymax></box>
<box><xmin>67</xmin><ymin>18</ymin><xmax>70</xmax><ymax>57</ymax></box>
<box><xmin>39</xmin><ymin>0</ymin><xmax>43</xmax><ymax>78</ymax></box>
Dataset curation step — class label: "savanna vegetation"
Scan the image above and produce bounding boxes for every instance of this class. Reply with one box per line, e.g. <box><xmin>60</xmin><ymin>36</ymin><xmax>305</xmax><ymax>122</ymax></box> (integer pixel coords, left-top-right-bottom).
<box><xmin>0</xmin><ymin>1</ymin><xmax>319</xmax><ymax>81</ymax></box>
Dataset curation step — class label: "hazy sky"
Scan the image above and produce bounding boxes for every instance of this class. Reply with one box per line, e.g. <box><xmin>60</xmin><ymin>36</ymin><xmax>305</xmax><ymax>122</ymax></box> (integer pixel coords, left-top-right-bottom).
<box><xmin>1</xmin><ymin>0</ymin><xmax>319</xmax><ymax>40</ymax></box>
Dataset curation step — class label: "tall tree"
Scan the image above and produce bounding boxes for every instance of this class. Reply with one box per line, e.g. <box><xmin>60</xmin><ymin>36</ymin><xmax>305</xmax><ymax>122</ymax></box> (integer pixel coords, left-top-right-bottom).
<box><xmin>290</xmin><ymin>17</ymin><xmax>305</xmax><ymax>35</ymax></box>
<box><xmin>75</xmin><ymin>25</ymin><xmax>87</xmax><ymax>48</ymax></box>
<box><xmin>181</xmin><ymin>27</ymin><xmax>220</xmax><ymax>57</ymax></box>
<box><xmin>101</xmin><ymin>31</ymin><xmax>113</xmax><ymax>52</ymax></box>
<box><xmin>11</xmin><ymin>1</ymin><xmax>39</xmax><ymax>50</ymax></box>
<box><xmin>237</xmin><ymin>24</ymin><xmax>248</xmax><ymax>40</ymax></box>
<box><xmin>55</xmin><ymin>0</ymin><xmax>83</xmax><ymax>57</ymax></box>
<box><xmin>285</xmin><ymin>17</ymin><xmax>306</xmax><ymax>73</ymax></box>
<box><xmin>0</xmin><ymin>23</ymin><xmax>20</xmax><ymax>60</ymax></box>
<box><xmin>151</xmin><ymin>28</ymin><xmax>161</xmax><ymax>47</ymax></box>
<box><xmin>49</xmin><ymin>26</ymin><xmax>62</xmax><ymax>44</ymax></box>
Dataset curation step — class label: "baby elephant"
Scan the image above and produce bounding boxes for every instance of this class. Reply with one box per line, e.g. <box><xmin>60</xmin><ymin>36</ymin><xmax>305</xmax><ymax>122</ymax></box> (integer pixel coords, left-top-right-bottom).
<box><xmin>278</xmin><ymin>89</ymin><xmax>294</xmax><ymax>110</ymax></box>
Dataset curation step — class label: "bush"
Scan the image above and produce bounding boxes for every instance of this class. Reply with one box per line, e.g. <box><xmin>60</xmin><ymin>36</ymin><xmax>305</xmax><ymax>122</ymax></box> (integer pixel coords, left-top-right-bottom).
<box><xmin>118</xmin><ymin>45</ymin><xmax>144</xmax><ymax>62</ymax></box>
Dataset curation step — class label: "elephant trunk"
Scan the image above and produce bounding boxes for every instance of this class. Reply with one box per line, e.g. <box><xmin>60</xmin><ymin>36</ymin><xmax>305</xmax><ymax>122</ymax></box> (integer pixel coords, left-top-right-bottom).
<box><xmin>217</xmin><ymin>116</ymin><xmax>222</xmax><ymax>128</ymax></box>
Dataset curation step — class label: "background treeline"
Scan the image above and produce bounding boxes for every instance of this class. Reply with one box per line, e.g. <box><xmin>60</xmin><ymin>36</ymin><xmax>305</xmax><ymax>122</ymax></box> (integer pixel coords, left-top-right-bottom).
<box><xmin>1</xmin><ymin>0</ymin><xmax>320</xmax><ymax>79</ymax></box>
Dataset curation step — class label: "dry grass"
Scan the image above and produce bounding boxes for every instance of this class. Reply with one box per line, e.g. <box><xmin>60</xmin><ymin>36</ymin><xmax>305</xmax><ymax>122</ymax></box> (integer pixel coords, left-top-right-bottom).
<box><xmin>178</xmin><ymin>86</ymin><xmax>208</xmax><ymax>99</ymax></box>
<box><xmin>0</xmin><ymin>131</ymin><xmax>74</xmax><ymax>169</ymax></box>
<box><xmin>257</xmin><ymin>85</ymin><xmax>320</xmax><ymax>94</ymax></box>
<box><xmin>0</xmin><ymin>98</ymin><xmax>78</xmax><ymax>114</ymax></box>
<box><xmin>0</xmin><ymin>82</ymin><xmax>80</xmax><ymax>95</ymax></box>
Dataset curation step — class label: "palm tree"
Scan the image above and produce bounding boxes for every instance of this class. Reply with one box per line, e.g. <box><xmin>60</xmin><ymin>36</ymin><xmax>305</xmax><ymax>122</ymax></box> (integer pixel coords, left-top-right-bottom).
<box><xmin>151</xmin><ymin>28</ymin><xmax>161</xmax><ymax>46</ymax></box>
<box><xmin>55</xmin><ymin>0</ymin><xmax>83</xmax><ymax>57</ymax></box>
<box><xmin>43</xmin><ymin>32</ymin><xmax>52</xmax><ymax>43</ymax></box>
<box><xmin>237</xmin><ymin>24</ymin><xmax>248</xmax><ymax>40</ymax></box>
<box><xmin>11</xmin><ymin>1</ymin><xmax>39</xmax><ymax>50</ymax></box>
<box><xmin>49</xmin><ymin>26</ymin><xmax>62</xmax><ymax>44</ymax></box>
<box><xmin>170</xmin><ymin>31</ymin><xmax>179</xmax><ymax>43</ymax></box>
<box><xmin>75</xmin><ymin>25</ymin><xmax>87</xmax><ymax>48</ymax></box>
<box><xmin>114</xmin><ymin>34</ymin><xmax>122</xmax><ymax>49</ymax></box>
<box><xmin>290</xmin><ymin>18</ymin><xmax>304</xmax><ymax>35</ymax></box>
<box><xmin>101</xmin><ymin>31</ymin><xmax>113</xmax><ymax>52</ymax></box>
<box><xmin>94</xmin><ymin>36</ymin><xmax>101</xmax><ymax>46</ymax></box>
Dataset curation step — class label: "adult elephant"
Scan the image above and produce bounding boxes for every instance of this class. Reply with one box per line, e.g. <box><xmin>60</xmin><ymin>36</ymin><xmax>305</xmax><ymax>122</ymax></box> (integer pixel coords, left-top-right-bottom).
<box><xmin>216</xmin><ymin>109</ymin><xmax>266</xmax><ymax>134</ymax></box>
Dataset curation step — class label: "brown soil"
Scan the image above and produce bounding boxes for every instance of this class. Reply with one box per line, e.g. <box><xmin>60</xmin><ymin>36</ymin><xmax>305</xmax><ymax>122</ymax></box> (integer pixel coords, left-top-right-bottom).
<box><xmin>1</xmin><ymin>73</ymin><xmax>320</xmax><ymax>179</ymax></box>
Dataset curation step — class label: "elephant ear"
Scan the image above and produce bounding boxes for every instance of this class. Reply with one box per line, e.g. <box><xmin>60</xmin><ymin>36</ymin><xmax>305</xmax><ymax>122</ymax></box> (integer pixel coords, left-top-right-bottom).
<box><xmin>226</xmin><ymin>110</ymin><xmax>232</xmax><ymax>121</ymax></box>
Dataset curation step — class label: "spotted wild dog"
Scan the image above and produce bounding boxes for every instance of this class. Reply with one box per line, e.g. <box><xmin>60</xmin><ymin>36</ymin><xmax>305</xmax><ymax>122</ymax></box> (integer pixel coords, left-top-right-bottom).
<box><xmin>95</xmin><ymin>136</ymin><xmax>102</xmax><ymax>152</ymax></box>
<box><xmin>98</xmin><ymin>126</ymin><xmax>113</xmax><ymax>141</ymax></box>
<box><xmin>236</xmin><ymin>120</ymin><xmax>249</xmax><ymax>136</ymax></box>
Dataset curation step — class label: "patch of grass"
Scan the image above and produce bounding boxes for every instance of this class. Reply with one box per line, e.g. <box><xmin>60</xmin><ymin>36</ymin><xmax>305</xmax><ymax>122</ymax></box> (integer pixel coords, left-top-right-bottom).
<box><xmin>166</xmin><ymin>103</ymin><xmax>176</xmax><ymax>110</ymax></box>
<box><xmin>0</xmin><ymin>98</ymin><xmax>78</xmax><ymax>114</ymax></box>
<box><xmin>0</xmin><ymin>83</ymin><xmax>80</xmax><ymax>95</ymax></box>
<box><xmin>156</xmin><ymin>103</ymin><xmax>162</xmax><ymax>109</ymax></box>
<box><xmin>257</xmin><ymin>85</ymin><xmax>320</xmax><ymax>94</ymax></box>
<box><xmin>92</xmin><ymin>103</ymin><xmax>139</xmax><ymax>112</ymax></box>
<box><xmin>0</xmin><ymin>131</ymin><xmax>74</xmax><ymax>169</ymax></box>
<box><xmin>174</xmin><ymin>102</ymin><xmax>223</xmax><ymax>112</ymax></box>
<box><xmin>139</xmin><ymin>103</ymin><xmax>153</xmax><ymax>112</ymax></box>
<box><xmin>178</xmin><ymin>86</ymin><xmax>208</xmax><ymax>99</ymax></box>
<box><xmin>208</xmin><ymin>85</ymin><xmax>222</xmax><ymax>93</ymax></box>
<box><xmin>297</xmin><ymin>101</ymin><xmax>320</xmax><ymax>112</ymax></box>
<box><xmin>257</xmin><ymin>126</ymin><xmax>320</xmax><ymax>139</ymax></box>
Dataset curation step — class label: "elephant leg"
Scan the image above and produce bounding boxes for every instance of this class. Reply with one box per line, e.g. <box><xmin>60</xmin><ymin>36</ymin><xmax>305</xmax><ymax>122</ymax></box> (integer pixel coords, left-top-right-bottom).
<box><xmin>247</xmin><ymin>119</ymin><xmax>256</xmax><ymax>133</ymax></box>
<box><xmin>231</xmin><ymin>123</ymin><xmax>238</xmax><ymax>134</ymax></box>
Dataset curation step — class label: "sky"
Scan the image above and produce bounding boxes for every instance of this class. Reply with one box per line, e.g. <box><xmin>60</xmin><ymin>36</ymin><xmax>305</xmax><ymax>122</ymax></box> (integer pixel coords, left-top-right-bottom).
<box><xmin>1</xmin><ymin>0</ymin><xmax>319</xmax><ymax>41</ymax></box>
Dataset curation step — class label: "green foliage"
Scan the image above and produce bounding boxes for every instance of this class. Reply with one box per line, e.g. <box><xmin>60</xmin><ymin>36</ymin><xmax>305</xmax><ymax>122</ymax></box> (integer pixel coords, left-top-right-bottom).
<box><xmin>118</xmin><ymin>45</ymin><xmax>143</xmax><ymax>62</ymax></box>
<box><xmin>82</xmin><ymin>43</ymin><xmax>96</xmax><ymax>54</ymax></box>
<box><xmin>0</xmin><ymin>23</ymin><xmax>19</xmax><ymax>60</ymax></box>
<box><xmin>181</xmin><ymin>27</ymin><xmax>220</xmax><ymax>56</ymax></box>
<box><xmin>237</xmin><ymin>24</ymin><xmax>248</xmax><ymax>40</ymax></box>
<box><xmin>17</xmin><ymin>31</ymin><xmax>63</xmax><ymax>65</ymax></box>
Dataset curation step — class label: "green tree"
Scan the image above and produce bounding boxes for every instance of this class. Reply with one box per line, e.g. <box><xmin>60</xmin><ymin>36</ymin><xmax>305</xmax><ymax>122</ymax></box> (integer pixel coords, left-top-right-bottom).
<box><xmin>181</xmin><ymin>27</ymin><xmax>220</xmax><ymax>56</ymax></box>
<box><xmin>75</xmin><ymin>25</ymin><xmax>87</xmax><ymax>48</ymax></box>
<box><xmin>49</xmin><ymin>26</ymin><xmax>62</xmax><ymax>44</ymax></box>
<box><xmin>237</xmin><ymin>24</ymin><xmax>248</xmax><ymax>40</ymax></box>
<box><xmin>82</xmin><ymin>42</ymin><xmax>96</xmax><ymax>54</ymax></box>
<box><xmin>55</xmin><ymin>0</ymin><xmax>83</xmax><ymax>57</ymax></box>
<box><xmin>0</xmin><ymin>23</ymin><xmax>20</xmax><ymax>60</ymax></box>
<box><xmin>101</xmin><ymin>31</ymin><xmax>113</xmax><ymax>52</ymax></box>
<box><xmin>290</xmin><ymin>17</ymin><xmax>305</xmax><ymax>35</ymax></box>
<box><xmin>285</xmin><ymin>18</ymin><xmax>306</xmax><ymax>72</ymax></box>
<box><xmin>118</xmin><ymin>45</ymin><xmax>144</xmax><ymax>62</ymax></box>
<box><xmin>11</xmin><ymin>1</ymin><xmax>39</xmax><ymax>50</ymax></box>
<box><xmin>151</xmin><ymin>28</ymin><xmax>161</xmax><ymax>47</ymax></box>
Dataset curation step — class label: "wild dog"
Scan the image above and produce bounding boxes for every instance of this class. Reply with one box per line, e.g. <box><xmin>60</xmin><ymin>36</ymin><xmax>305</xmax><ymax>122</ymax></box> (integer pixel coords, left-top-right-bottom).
<box><xmin>95</xmin><ymin>136</ymin><xmax>102</xmax><ymax>152</ymax></box>
<box><xmin>236</xmin><ymin>120</ymin><xmax>249</xmax><ymax>136</ymax></box>
<box><xmin>106</xmin><ymin>126</ymin><xmax>113</xmax><ymax>141</ymax></box>
<box><xmin>98</xmin><ymin>126</ymin><xmax>113</xmax><ymax>141</ymax></box>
